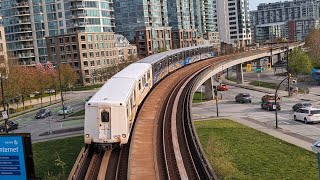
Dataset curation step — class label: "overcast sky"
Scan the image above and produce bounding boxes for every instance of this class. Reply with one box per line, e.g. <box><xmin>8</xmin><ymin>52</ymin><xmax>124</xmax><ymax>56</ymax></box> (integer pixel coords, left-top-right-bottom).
<box><xmin>249</xmin><ymin>0</ymin><xmax>280</xmax><ymax>10</ymax></box>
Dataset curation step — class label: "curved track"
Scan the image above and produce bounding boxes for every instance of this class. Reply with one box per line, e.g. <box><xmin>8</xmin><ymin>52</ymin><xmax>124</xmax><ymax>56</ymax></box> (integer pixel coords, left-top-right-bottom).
<box><xmin>127</xmin><ymin>47</ymin><xmax>286</xmax><ymax>179</ymax></box>
<box><xmin>69</xmin><ymin>43</ymin><xmax>302</xmax><ymax>179</ymax></box>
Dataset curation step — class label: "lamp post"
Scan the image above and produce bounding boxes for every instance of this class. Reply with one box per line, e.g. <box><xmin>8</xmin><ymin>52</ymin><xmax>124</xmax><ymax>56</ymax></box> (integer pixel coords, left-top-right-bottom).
<box><xmin>275</xmin><ymin>75</ymin><xmax>290</xmax><ymax>128</ymax></box>
<box><xmin>0</xmin><ymin>73</ymin><xmax>8</xmax><ymax>133</ymax></box>
<box><xmin>286</xmin><ymin>42</ymin><xmax>291</xmax><ymax>97</ymax></box>
<box><xmin>56</xmin><ymin>65</ymin><xmax>66</xmax><ymax>119</ymax></box>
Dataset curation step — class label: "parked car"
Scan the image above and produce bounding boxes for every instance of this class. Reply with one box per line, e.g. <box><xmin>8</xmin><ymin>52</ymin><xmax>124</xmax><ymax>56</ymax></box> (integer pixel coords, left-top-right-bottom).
<box><xmin>0</xmin><ymin>120</ymin><xmax>18</xmax><ymax>132</ymax></box>
<box><xmin>44</xmin><ymin>89</ymin><xmax>56</xmax><ymax>94</ymax></box>
<box><xmin>261</xmin><ymin>101</ymin><xmax>281</xmax><ymax>111</ymax></box>
<box><xmin>261</xmin><ymin>94</ymin><xmax>280</xmax><ymax>102</ymax></box>
<box><xmin>293</xmin><ymin>107</ymin><xmax>320</xmax><ymax>124</ymax></box>
<box><xmin>35</xmin><ymin>109</ymin><xmax>52</xmax><ymax>119</ymax></box>
<box><xmin>235</xmin><ymin>93</ymin><xmax>252</xmax><ymax>103</ymax></box>
<box><xmin>58</xmin><ymin>106</ymin><xmax>73</xmax><ymax>115</ymax></box>
<box><xmin>292</xmin><ymin>103</ymin><xmax>312</xmax><ymax>112</ymax></box>
<box><xmin>217</xmin><ymin>84</ymin><xmax>228</xmax><ymax>91</ymax></box>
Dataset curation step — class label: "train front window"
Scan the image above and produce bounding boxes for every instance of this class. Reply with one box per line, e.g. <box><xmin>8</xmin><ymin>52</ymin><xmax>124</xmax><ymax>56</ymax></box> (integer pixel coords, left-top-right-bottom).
<box><xmin>101</xmin><ymin>111</ymin><xmax>110</xmax><ymax>122</ymax></box>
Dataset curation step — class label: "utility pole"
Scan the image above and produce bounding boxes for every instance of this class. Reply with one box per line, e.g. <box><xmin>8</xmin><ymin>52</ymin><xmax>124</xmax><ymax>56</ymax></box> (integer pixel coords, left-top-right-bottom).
<box><xmin>0</xmin><ymin>74</ymin><xmax>8</xmax><ymax>133</ymax></box>
<box><xmin>286</xmin><ymin>42</ymin><xmax>291</xmax><ymax>96</ymax></box>
<box><xmin>57</xmin><ymin>65</ymin><xmax>66</xmax><ymax>119</ymax></box>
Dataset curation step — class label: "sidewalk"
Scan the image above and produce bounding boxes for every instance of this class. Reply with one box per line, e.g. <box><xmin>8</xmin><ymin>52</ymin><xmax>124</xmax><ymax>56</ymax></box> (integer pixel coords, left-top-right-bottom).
<box><xmin>0</xmin><ymin>93</ymin><xmax>71</xmax><ymax>121</ymax></box>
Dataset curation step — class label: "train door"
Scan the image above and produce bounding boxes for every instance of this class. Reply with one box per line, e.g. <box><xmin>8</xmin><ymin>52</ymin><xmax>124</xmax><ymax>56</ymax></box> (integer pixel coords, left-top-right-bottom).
<box><xmin>99</xmin><ymin>108</ymin><xmax>111</xmax><ymax>140</ymax></box>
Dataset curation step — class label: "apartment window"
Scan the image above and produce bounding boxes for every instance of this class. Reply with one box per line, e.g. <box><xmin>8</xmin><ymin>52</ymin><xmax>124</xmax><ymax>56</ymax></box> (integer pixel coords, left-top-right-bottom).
<box><xmin>82</xmin><ymin>44</ymin><xmax>86</xmax><ymax>49</ymax></box>
<box><xmin>65</xmin><ymin>37</ymin><xmax>69</xmax><ymax>43</ymax></box>
<box><xmin>88</xmin><ymin>35</ymin><xmax>92</xmax><ymax>42</ymax></box>
<box><xmin>82</xmin><ymin>52</ymin><xmax>87</xmax><ymax>58</ymax></box>
<box><xmin>101</xmin><ymin>51</ymin><xmax>104</xmax><ymax>56</ymax></box>
<box><xmin>71</xmin><ymin>36</ymin><xmax>76</xmax><ymax>42</ymax></box>
<box><xmin>96</xmin><ymin>52</ymin><xmax>100</xmax><ymax>57</ymax></box>
<box><xmin>61</xmin><ymin>54</ymin><xmax>65</xmax><ymax>59</ymax></box>
<box><xmin>60</xmin><ymin>46</ymin><xmax>64</xmax><ymax>51</ymax></box>
<box><xmin>81</xmin><ymin>36</ymin><xmax>85</xmax><ymax>41</ymax></box>
<box><xmin>74</xmin><ymin>62</ymin><xmax>79</xmax><ymax>67</ymax></box>
<box><xmin>59</xmin><ymin>37</ymin><xmax>63</xmax><ymax>44</ymax></box>
<box><xmin>72</xmin><ymin>45</ymin><xmax>77</xmax><ymax>50</ymax></box>
<box><xmin>89</xmin><ymin>44</ymin><xmax>93</xmax><ymax>49</ymax></box>
<box><xmin>50</xmin><ymin>47</ymin><xmax>55</xmax><ymax>53</ymax></box>
<box><xmin>90</xmin><ymin>52</ymin><xmax>94</xmax><ymax>58</ymax></box>
<box><xmin>73</xmin><ymin>53</ymin><xmax>78</xmax><ymax>58</ymax></box>
<box><xmin>90</xmin><ymin>61</ymin><xmax>95</xmax><ymax>66</ymax></box>
<box><xmin>83</xmin><ymin>61</ymin><xmax>88</xmax><ymax>67</ymax></box>
<box><xmin>94</xmin><ymin>34</ymin><xmax>98</xmax><ymax>41</ymax></box>
<box><xmin>97</xmin><ymin>60</ymin><xmax>100</xmax><ymax>65</ymax></box>
<box><xmin>57</xmin><ymin>4</ymin><xmax>61</xmax><ymax>9</ymax></box>
<box><xmin>58</xmin><ymin>12</ymin><xmax>63</xmax><ymax>18</ymax></box>
<box><xmin>49</xmin><ymin>38</ymin><xmax>54</xmax><ymax>45</ymax></box>
<box><xmin>95</xmin><ymin>43</ymin><xmax>99</xmax><ymax>49</ymax></box>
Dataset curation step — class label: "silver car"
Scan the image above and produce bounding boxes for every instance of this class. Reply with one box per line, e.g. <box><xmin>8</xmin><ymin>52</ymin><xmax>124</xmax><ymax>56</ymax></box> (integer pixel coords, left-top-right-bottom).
<box><xmin>58</xmin><ymin>106</ymin><xmax>73</xmax><ymax>115</ymax></box>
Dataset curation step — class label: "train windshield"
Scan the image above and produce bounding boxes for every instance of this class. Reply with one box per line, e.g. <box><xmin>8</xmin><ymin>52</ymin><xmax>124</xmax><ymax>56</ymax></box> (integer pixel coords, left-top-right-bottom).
<box><xmin>101</xmin><ymin>111</ymin><xmax>110</xmax><ymax>122</ymax></box>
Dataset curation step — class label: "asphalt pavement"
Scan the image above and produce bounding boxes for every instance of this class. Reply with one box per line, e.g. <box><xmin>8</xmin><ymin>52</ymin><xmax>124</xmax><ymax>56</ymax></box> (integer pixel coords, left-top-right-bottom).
<box><xmin>192</xmin><ymin>71</ymin><xmax>320</xmax><ymax>152</ymax></box>
<box><xmin>2</xmin><ymin>90</ymin><xmax>97</xmax><ymax>143</ymax></box>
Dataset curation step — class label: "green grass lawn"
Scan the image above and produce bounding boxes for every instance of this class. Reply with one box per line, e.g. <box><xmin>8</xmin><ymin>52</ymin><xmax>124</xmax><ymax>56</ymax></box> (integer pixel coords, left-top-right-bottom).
<box><xmin>195</xmin><ymin>119</ymin><xmax>318</xmax><ymax>179</ymax></box>
<box><xmin>226</xmin><ymin>76</ymin><xmax>237</xmax><ymax>82</ymax></box>
<box><xmin>74</xmin><ymin>84</ymin><xmax>103</xmax><ymax>91</ymax></box>
<box><xmin>249</xmin><ymin>81</ymin><xmax>278</xmax><ymax>89</ymax></box>
<box><xmin>193</xmin><ymin>92</ymin><xmax>206</xmax><ymax>103</ymax></box>
<box><xmin>33</xmin><ymin>136</ymin><xmax>84</xmax><ymax>179</ymax></box>
<box><xmin>70</xmin><ymin>109</ymin><xmax>85</xmax><ymax>117</ymax></box>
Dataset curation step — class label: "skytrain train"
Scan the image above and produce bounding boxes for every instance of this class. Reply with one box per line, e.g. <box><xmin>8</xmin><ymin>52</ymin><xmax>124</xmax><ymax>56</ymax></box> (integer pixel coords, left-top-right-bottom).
<box><xmin>84</xmin><ymin>45</ymin><xmax>216</xmax><ymax>149</ymax></box>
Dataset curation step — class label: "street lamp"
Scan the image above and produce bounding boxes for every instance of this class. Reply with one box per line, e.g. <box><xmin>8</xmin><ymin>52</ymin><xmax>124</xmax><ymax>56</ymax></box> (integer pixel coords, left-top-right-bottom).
<box><xmin>275</xmin><ymin>74</ymin><xmax>290</xmax><ymax>128</ymax></box>
<box><xmin>0</xmin><ymin>73</ymin><xmax>8</xmax><ymax>133</ymax></box>
<box><xmin>55</xmin><ymin>65</ymin><xmax>66</xmax><ymax>119</ymax></box>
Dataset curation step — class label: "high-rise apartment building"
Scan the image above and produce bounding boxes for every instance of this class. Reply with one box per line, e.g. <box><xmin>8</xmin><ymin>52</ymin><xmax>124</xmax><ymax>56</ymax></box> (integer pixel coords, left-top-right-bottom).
<box><xmin>65</xmin><ymin>0</ymin><xmax>115</xmax><ymax>33</ymax></box>
<box><xmin>114</xmin><ymin>0</ymin><xmax>172</xmax><ymax>56</ymax></box>
<box><xmin>250</xmin><ymin>0</ymin><xmax>320</xmax><ymax>43</ymax></box>
<box><xmin>216</xmin><ymin>0</ymin><xmax>252</xmax><ymax>47</ymax></box>
<box><xmin>0</xmin><ymin>24</ymin><xmax>8</xmax><ymax>74</ymax></box>
<box><xmin>194</xmin><ymin>0</ymin><xmax>218</xmax><ymax>34</ymax></box>
<box><xmin>167</xmin><ymin>0</ymin><xmax>197</xmax><ymax>48</ymax></box>
<box><xmin>1</xmin><ymin>0</ymin><xmax>115</xmax><ymax>65</ymax></box>
<box><xmin>46</xmin><ymin>32</ymin><xmax>118</xmax><ymax>85</ymax></box>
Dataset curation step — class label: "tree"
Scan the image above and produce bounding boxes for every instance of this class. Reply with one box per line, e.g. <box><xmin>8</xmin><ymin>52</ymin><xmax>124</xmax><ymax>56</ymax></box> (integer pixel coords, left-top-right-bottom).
<box><xmin>58</xmin><ymin>63</ymin><xmax>77</xmax><ymax>91</ymax></box>
<box><xmin>35</xmin><ymin>63</ymin><xmax>51</xmax><ymax>107</ymax></box>
<box><xmin>288</xmin><ymin>48</ymin><xmax>313</xmax><ymax>76</ymax></box>
<box><xmin>305</xmin><ymin>28</ymin><xmax>320</xmax><ymax>68</ymax></box>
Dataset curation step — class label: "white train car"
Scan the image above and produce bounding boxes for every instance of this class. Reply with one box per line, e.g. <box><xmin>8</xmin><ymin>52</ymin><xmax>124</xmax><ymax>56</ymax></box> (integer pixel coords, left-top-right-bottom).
<box><xmin>84</xmin><ymin>45</ymin><xmax>217</xmax><ymax>148</ymax></box>
<box><xmin>84</xmin><ymin>63</ymin><xmax>152</xmax><ymax>148</ymax></box>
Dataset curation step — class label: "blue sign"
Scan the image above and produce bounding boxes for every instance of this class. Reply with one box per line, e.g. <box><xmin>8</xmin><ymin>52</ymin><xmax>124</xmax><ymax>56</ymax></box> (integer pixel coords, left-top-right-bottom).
<box><xmin>0</xmin><ymin>136</ymin><xmax>26</xmax><ymax>180</ymax></box>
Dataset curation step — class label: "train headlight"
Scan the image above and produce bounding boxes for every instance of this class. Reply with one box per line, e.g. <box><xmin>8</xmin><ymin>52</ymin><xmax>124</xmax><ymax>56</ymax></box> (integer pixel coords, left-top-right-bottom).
<box><xmin>86</xmin><ymin>134</ymin><xmax>89</xmax><ymax>138</ymax></box>
<box><xmin>122</xmin><ymin>134</ymin><xmax>126</xmax><ymax>138</ymax></box>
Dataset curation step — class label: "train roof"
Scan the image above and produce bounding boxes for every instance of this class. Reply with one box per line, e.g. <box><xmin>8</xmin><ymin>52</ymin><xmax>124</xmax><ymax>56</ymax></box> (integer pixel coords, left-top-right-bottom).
<box><xmin>88</xmin><ymin>77</ymin><xmax>135</xmax><ymax>105</ymax></box>
<box><xmin>137</xmin><ymin>46</ymin><xmax>200</xmax><ymax>64</ymax></box>
<box><xmin>113</xmin><ymin>63</ymin><xmax>151</xmax><ymax>79</ymax></box>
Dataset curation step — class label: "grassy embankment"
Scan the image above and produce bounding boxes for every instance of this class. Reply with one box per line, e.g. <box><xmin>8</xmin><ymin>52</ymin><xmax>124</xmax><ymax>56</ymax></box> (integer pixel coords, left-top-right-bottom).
<box><xmin>33</xmin><ymin>136</ymin><xmax>84</xmax><ymax>179</ymax></box>
<box><xmin>195</xmin><ymin>119</ymin><xmax>317</xmax><ymax>179</ymax></box>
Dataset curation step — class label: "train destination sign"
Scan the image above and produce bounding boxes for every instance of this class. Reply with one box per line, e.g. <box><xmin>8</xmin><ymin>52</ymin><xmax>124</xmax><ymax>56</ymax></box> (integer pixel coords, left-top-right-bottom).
<box><xmin>0</xmin><ymin>135</ymin><xmax>27</xmax><ymax>180</ymax></box>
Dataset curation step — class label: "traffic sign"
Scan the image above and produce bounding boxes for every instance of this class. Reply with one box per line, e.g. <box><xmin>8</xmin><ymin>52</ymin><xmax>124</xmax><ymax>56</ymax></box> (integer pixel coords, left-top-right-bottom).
<box><xmin>2</xmin><ymin>111</ymin><xmax>8</xmax><ymax>119</ymax></box>
<box><xmin>256</xmin><ymin>67</ymin><xmax>263</xmax><ymax>73</ymax></box>
<box><xmin>246</xmin><ymin>64</ymin><xmax>252</xmax><ymax>72</ymax></box>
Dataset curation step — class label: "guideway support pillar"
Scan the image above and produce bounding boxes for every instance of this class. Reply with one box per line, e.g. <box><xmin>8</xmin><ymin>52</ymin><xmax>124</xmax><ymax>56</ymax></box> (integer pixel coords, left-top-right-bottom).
<box><xmin>236</xmin><ymin>63</ymin><xmax>244</xmax><ymax>84</ymax></box>
<box><xmin>204</xmin><ymin>77</ymin><xmax>213</xmax><ymax>100</ymax></box>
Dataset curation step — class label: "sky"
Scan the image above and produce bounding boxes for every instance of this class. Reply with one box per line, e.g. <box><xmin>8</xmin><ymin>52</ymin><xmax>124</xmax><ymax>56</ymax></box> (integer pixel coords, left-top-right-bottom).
<box><xmin>249</xmin><ymin>0</ymin><xmax>280</xmax><ymax>10</ymax></box>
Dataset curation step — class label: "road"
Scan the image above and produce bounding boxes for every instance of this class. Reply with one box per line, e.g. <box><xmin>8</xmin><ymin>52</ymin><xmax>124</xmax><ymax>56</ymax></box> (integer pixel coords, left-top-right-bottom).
<box><xmin>192</xmin><ymin>85</ymin><xmax>320</xmax><ymax>141</ymax></box>
<box><xmin>4</xmin><ymin>90</ymin><xmax>97</xmax><ymax>142</ymax></box>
